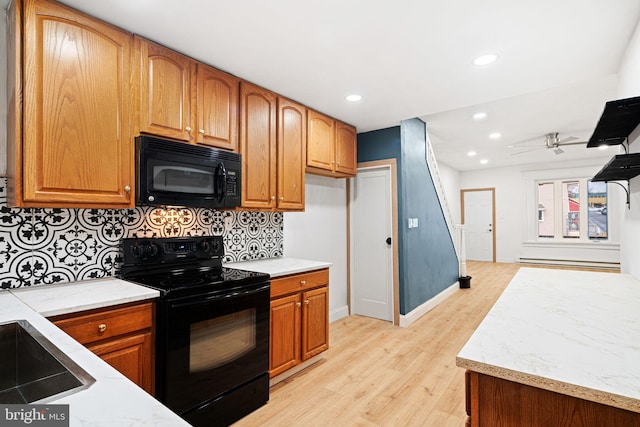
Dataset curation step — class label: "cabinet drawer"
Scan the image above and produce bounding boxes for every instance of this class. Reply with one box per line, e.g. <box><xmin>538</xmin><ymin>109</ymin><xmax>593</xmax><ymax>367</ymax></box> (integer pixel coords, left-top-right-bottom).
<box><xmin>270</xmin><ymin>269</ymin><xmax>329</xmax><ymax>298</ymax></box>
<box><xmin>52</xmin><ymin>302</ymin><xmax>153</xmax><ymax>345</ymax></box>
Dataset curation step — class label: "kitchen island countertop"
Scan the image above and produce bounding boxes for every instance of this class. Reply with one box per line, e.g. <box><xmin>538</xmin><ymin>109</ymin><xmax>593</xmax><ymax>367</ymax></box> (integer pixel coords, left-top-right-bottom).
<box><xmin>456</xmin><ymin>267</ymin><xmax>640</xmax><ymax>413</ymax></box>
<box><xmin>225</xmin><ymin>257</ymin><xmax>332</xmax><ymax>278</ymax></box>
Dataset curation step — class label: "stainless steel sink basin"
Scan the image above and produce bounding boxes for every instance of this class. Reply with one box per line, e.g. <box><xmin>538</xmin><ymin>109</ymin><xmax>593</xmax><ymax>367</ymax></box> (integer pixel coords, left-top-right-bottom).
<box><xmin>0</xmin><ymin>320</ymin><xmax>95</xmax><ymax>403</ymax></box>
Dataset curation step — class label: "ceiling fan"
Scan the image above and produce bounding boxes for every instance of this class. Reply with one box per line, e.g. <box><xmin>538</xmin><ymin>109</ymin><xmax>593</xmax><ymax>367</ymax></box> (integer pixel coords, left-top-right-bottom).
<box><xmin>510</xmin><ymin>132</ymin><xmax>587</xmax><ymax>156</ymax></box>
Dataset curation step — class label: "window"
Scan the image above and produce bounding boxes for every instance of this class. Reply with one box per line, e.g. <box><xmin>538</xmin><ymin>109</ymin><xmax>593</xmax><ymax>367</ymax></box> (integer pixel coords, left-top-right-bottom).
<box><xmin>537</xmin><ymin>182</ymin><xmax>554</xmax><ymax>238</ymax></box>
<box><xmin>588</xmin><ymin>181</ymin><xmax>608</xmax><ymax>239</ymax></box>
<box><xmin>536</xmin><ymin>179</ymin><xmax>607</xmax><ymax>241</ymax></box>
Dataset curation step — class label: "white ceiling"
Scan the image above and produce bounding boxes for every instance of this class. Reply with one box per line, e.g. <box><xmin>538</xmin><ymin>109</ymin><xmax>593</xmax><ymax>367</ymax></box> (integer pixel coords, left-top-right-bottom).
<box><xmin>4</xmin><ymin>0</ymin><xmax>640</xmax><ymax>171</ymax></box>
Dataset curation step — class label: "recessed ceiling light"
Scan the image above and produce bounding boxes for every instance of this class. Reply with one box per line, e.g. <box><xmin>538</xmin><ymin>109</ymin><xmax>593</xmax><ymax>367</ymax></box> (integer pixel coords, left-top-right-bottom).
<box><xmin>598</xmin><ymin>144</ymin><xmax>609</xmax><ymax>150</ymax></box>
<box><xmin>480</xmin><ymin>159</ymin><xmax>489</xmax><ymax>165</ymax></box>
<box><xmin>489</xmin><ymin>132</ymin><xmax>501</xmax><ymax>139</ymax></box>
<box><xmin>467</xmin><ymin>151</ymin><xmax>477</xmax><ymax>157</ymax></box>
<box><xmin>473</xmin><ymin>112</ymin><xmax>487</xmax><ymax>120</ymax></box>
<box><xmin>345</xmin><ymin>94</ymin><xmax>362</xmax><ymax>102</ymax></box>
<box><xmin>473</xmin><ymin>53</ymin><xmax>498</xmax><ymax>66</ymax></box>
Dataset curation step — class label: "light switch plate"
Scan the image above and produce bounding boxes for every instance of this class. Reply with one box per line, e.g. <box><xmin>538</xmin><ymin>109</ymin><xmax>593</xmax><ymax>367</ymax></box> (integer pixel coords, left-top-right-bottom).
<box><xmin>224</xmin><ymin>216</ymin><xmax>233</xmax><ymax>231</ymax></box>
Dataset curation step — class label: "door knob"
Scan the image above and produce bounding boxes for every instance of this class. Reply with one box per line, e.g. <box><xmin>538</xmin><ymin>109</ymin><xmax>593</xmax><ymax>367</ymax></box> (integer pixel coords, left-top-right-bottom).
<box><xmin>386</xmin><ymin>237</ymin><xmax>392</xmax><ymax>245</ymax></box>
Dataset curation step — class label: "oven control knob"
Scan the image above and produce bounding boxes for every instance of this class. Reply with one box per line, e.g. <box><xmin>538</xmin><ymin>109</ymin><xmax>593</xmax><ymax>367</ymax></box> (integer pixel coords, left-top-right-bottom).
<box><xmin>199</xmin><ymin>240</ymin><xmax>210</xmax><ymax>253</ymax></box>
<box><xmin>148</xmin><ymin>195</ymin><xmax>155</xmax><ymax>202</ymax></box>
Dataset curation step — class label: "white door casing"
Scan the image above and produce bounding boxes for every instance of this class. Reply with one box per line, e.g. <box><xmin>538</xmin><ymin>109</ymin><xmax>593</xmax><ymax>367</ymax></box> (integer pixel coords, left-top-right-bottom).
<box><xmin>462</xmin><ymin>189</ymin><xmax>495</xmax><ymax>262</ymax></box>
<box><xmin>350</xmin><ymin>166</ymin><xmax>394</xmax><ymax>322</ymax></box>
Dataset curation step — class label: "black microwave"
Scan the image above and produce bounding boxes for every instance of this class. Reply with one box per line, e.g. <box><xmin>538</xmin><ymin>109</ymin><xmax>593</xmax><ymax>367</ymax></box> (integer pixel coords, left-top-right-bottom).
<box><xmin>136</xmin><ymin>135</ymin><xmax>241</xmax><ymax>209</ymax></box>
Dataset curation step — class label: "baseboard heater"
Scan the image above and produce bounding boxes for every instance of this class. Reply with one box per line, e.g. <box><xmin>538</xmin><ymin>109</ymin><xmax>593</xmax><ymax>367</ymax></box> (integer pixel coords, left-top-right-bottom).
<box><xmin>517</xmin><ymin>257</ymin><xmax>620</xmax><ymax>270</ymax></box>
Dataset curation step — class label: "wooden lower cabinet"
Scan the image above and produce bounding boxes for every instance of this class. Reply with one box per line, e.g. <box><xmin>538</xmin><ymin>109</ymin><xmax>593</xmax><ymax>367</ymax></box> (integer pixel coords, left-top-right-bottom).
<box><xmin>465</xmin><ymin>371</ymin><xmax>640</xmax><ymax>427</ymax></box>
<box><xmin>269</xmin><ymin>269</ymin><xmax>329</xmax><ymax>378</ymax></box>
<box><xmin>50</xmin><ymin>301</ymin><xmax>154</xmax><ymax>395</ymax></box>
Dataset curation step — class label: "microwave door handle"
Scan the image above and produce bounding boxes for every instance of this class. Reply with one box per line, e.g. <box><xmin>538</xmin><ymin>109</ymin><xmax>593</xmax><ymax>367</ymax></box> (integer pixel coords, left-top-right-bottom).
<box><xmin>216</xmin><ymin>162</ymin><xmax>227</xmax><ymax>203</ymax></box>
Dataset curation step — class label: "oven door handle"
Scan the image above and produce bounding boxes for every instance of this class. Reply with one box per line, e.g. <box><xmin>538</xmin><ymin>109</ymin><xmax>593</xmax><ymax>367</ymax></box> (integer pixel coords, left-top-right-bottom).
<box><xmin>170</xmin><ymin>284</ymin><xmax>270</xmax><ymax>308</ymax></box>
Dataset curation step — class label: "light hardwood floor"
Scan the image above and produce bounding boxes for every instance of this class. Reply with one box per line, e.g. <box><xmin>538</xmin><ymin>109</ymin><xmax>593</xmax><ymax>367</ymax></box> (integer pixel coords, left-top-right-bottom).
<box><xmin>234</xmin><ymin>261</ymin><xmax>617</xmax><ymax>427</ymax></box>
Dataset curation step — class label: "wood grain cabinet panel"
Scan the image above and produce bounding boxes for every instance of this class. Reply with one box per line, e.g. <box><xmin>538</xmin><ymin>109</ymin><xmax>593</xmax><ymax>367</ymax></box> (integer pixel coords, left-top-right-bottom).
<box><xmin>269</xmin><ymin>269</ymin><xmax>329</xmax><ymax>378</ymax></box>
<box><xmin>7</xmin><ymin>0</ymin><xmax>134</xmax><ymax>208</ymax></box>
<box><xmin>465</xmin><ymin>370</ymin><xmax>640</xmax><ymax>427</ymax></box>
<box><xmin>137</xmin><ymin>37</ymin><xmax>193</xmax><ymax>142</ymax></box>
<box><xmin>240</xmin><ymin>81</ymin><xmax>278</xmax><ymax>209</ymax></box>
<box><xmin>51</xmin><ymin>302</ymin><xmax>155</xmax><ymax>395</ymax></box>
<box><xmin>301</xmin><ymin>286</ymin><xmax>329</xmax><ymax>360</ymax></box>
<box><xmin>277</xmin><ymin>98</ymin><xmax>306</xmax><ymax>210</ymax></box>
<box><xmin>335</xmin><ymin>121</ymin><xmax>357</xmax><ymax>176</ymax></box>
<box><xmin>306</xmin><ymin>110</ymin><xmax>335</xmax><ymax>172</ymax></box>
<box><xmin>196</xmin><ymin>64</ymin><xmax>240</xmax><ymax>150</ymax></box>
<box><xmin>269</xmin><ymin>293</ymin><xmax>302</xmax><ymax>378</ymax></box>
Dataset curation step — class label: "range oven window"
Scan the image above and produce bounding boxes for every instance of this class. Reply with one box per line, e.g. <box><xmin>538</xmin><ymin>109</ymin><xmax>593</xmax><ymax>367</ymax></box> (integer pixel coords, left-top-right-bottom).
<box><xmin>151</xmin><ymin>162</ymin><xmax>215</xmax><ymax>194</ymax></box>
<box><xmin>190</xmin><ymin>308</ymin><xmax>257</xmax><ymax>373</ymax></box>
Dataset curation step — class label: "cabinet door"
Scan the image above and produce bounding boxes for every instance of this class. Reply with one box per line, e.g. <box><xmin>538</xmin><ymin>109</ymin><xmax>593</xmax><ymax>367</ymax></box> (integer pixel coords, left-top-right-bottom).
<box><xmin>335</xmin><ymin>121</ymin><xmax>357</xmax><ymax>176</ymax></box>
<box><xmin>277</xmin><ymin>98</ymin><xmax>306</xmax><ymax>210</ymax></box>
<box><xmin>302</xmin><ymin>287</ymin><xmax>329</xmax><ymax>360</ymax></box>
<box><xmin>88</xmin><ymin>331</ymin><xmax>154</xmax><ymax>394</ymax></box>
<box><xmin>137</xmin><ymin>37</ymin><xmax>194</xmax><ymax>142</ymax></box>
<box><xmin>20</xmin><ymin>0</ymin><xmax>133</xmax><ymax>207</ymax></box>
<box><xmin>306</xmin><ymin>110</ymin><xmax>335</xmax><ymax>172</ymax></box>
<box><xmin>269</xmin><ymin>293</ymin><xmax>302</xmax><ymax>378</ymax></box>
<box><xmin>196</xmin><ymin>64</ymin><xmax>239</xmax><ymax>151</ymax></box>
<box><xmin>240</xmin><ymin>81</ymin><xmax>277</xmax><ymax>209</ymax></box>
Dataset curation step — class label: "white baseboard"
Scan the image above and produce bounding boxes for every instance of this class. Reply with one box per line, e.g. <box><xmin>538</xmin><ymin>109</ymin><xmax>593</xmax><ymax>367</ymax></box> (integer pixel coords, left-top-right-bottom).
<box><xmin>399</xmin><ymin>281</ymin><xmax>459</xmax><ymax>328</ymax></box>
<box><xmin>330</xmin><ymin>305</ymin><xmax>349</xmax><ymax>323</ymax></box>
<box><xmin>517</xmin><ymin>257</ymin><xmax>620</xmax><ymax>270</ymax></box>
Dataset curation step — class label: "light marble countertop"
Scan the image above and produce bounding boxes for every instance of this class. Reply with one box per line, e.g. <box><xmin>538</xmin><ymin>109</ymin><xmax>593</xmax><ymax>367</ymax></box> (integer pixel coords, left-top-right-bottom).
<box><xmin>0</xmin><ymin>289</ymin><xmax>188</xmax><ymax>426</ymax></box>
<box><xmin>225</xmin><ymin>257</ymin><xmax>332</xmax><ymax>277</ymax></box>
<box><xmin>456</xmin><ymin>267</ymin><xmax>640</xmax><ymax>413</ymax></box>
<box><xmin>10</xmin><ymin>277</ymin><xmax>159</xmax><ymax>317</ymax></box>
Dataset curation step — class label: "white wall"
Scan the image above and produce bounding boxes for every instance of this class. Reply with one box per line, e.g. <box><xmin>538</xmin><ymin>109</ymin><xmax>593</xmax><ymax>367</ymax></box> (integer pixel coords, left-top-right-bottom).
<box><xmin>283</xmin><ymin>174</ymin><xmax>349</xmax><ymax>322</ymax></box>
<box><xmin>617</xmin><ymin>19</ymin><xmax>640</xmax><ymax>277</ymax></box>
<box><xmin>436</xmin><ymin>161</ymin><xmax>461</xmax><ymax>225</ymax></box>
<box><xmin>460</xmin><ymin>158</ymin><xmax>621</xmax><ymax>265</ymax></box>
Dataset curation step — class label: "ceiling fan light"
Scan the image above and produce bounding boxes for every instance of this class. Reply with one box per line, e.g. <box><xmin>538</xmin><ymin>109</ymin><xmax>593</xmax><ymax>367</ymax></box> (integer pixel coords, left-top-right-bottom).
<box><xmin>553</xmin><ymin>147</ymin><xmax>564</xmax><ymax>155</ymax></box>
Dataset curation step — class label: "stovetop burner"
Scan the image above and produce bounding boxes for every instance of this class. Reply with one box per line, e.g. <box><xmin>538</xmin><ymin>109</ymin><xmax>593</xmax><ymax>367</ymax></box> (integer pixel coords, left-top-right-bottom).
<box><xmin>119</xmin><ymin>236</ymin><xmax>269</xmax><ymax>297</ymax></box>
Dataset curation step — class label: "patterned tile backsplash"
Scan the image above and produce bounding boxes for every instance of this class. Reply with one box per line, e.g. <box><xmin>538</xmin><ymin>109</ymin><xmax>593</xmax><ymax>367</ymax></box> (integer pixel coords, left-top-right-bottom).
<box><xmin>0</xmin><ymin>178</ymin><xmax>283</xmax><ymax>289</ymax></box>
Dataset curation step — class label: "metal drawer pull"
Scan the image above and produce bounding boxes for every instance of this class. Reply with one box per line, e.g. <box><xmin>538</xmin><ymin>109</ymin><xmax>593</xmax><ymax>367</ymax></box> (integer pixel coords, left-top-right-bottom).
<box><xmin>304</xmin><ymin>300</ymin><xmax>309</xmax><ymax>305</ymax></box>
<box><xmin>98</xmin><ymin>323</ymin><xmax>107</xmax><ymax>333</ymax></box>
<box><xmin>296</xmin><ymin>302</ymin><xmax>301</xmax><ymax>307</ymax></box>
<box><xmin>300</xmin><ymin>280</ymin><xmax>306</xmax><ymax>285</ymax></box>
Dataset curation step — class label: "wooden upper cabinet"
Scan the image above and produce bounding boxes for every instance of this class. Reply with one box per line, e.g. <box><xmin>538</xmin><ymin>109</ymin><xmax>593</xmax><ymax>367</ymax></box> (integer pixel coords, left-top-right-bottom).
<box><xmin>240</xmin><ymin>81</ymin><xmax>277</xmax><ymax>209</ymax></box>
<box><xmin>136</xmin><ymin>36</ymin><xmax>193</xmax><ymax>142</ymax></box>
<box><xmin>307</xmin><ymin>110</ymin><xmax>335</xmax><ymax>172</ymax></box>
<box><xmin>335</xmin><ymin>121</ymin><xmax>357</xmax><ymax>176</ymax></box>
<box><xmin>8</xmin><ymin>0</ymin><xmax>134</xmax><ymax>207</ymax></box>
<box><xmin>277</xmin><ymin>98</ymin><xmax>306</xmax><ymax>210</ymax></box>
<box><xmin>306</xmin><ymin>109</ymin><xmax>357</xmax><ymax>178</ymax></box>
<box><xmin>196</xmin><ymin>64</ymin><xmax>240</xmax><ymax>150</ymax></box>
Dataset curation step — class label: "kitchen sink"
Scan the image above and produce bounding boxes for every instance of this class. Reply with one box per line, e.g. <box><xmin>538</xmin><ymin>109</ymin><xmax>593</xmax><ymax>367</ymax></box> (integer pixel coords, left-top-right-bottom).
<box><xmin>0</xmin><ymin>320</ymin><xmax>95</xmax><ymax>404</ymax></box>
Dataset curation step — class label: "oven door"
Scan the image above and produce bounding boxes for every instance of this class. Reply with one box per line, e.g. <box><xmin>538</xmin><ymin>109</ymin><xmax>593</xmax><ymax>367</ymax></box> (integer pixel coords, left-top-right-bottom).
<box><xmin>158</xmin><ymin>282</ymin><xmax>270</xmax><ymax>414</ymax></box>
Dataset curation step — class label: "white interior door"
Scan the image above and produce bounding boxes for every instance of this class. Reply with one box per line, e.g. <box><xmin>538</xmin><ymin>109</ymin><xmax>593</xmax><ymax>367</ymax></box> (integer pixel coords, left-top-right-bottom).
<box><xmin>351</xmin><ymin>167</ymin><xmax>393</xmax><ymax>321</ymax></box>
<box><xmin>463</xmin><ymin>189</ymin><xmax>495</xmax><ymax>262</ymax></box>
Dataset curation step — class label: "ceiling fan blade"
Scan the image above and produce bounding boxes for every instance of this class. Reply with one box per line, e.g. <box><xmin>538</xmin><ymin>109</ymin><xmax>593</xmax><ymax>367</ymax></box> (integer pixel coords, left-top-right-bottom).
<box><xmin>557</xmin><ymin>136</ymin><xmax>579</xmax><ymax>143</ymax></box>
<box><xmin>557</xmin><ymin>141</ymin><xmax>588</xmax><ymax>147</ymax></box>
<box><xmin>510</xmin><ymin>147</ymin><xmax>541</xmax><ymax>156</ymax></box>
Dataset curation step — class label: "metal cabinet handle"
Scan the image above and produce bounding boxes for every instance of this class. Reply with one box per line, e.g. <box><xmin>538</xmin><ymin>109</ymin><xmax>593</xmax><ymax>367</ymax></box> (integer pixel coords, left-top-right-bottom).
<box><xmin>279</xmin><ymin>196</ymin><xmax>284</xmax><ymax>201</ymax></box>
<box><xmin>199</xmin><ymin>129</ymin><xmax>205</xmax><ymax>134</ymax></box>
<box><xmin>185</xmin><ymin>126</ymin><xmax>192</xmax><ymax>132</ymax></box>
<box><xmin>296</xmin><ymin>302</ymin><xmax>301</xmax><ymax>308</ymax></box>
<box><xmin>98</xmin><ymin>323</ymin><xmax>107</xmax><ymax>333</ymax></box>
<box><xmin>124</xmin><ymin>185</ymin><xmax>131</xmax><ymax>192</ymax></box>
<box><xmin>300</xmin><ymin>280</ymin><xmax>306</xmax><ymax>285</ymax></box>
<box><xmin>304</xmin><ymin>300</ymin><xmax>310</xmax><ymax>305</ymax></box>
<box><xmin>271</xmin><ymin>196</ymin><xmax>276</xmax><ymax>200</ymax></box>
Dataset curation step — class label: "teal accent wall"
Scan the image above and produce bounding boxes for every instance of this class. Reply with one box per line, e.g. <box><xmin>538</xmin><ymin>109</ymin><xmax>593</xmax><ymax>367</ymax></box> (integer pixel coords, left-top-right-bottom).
<box><xmin>356</xmin><ymin>120</ymin><xmax>459</xmax><ymax>315</ymax></box>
